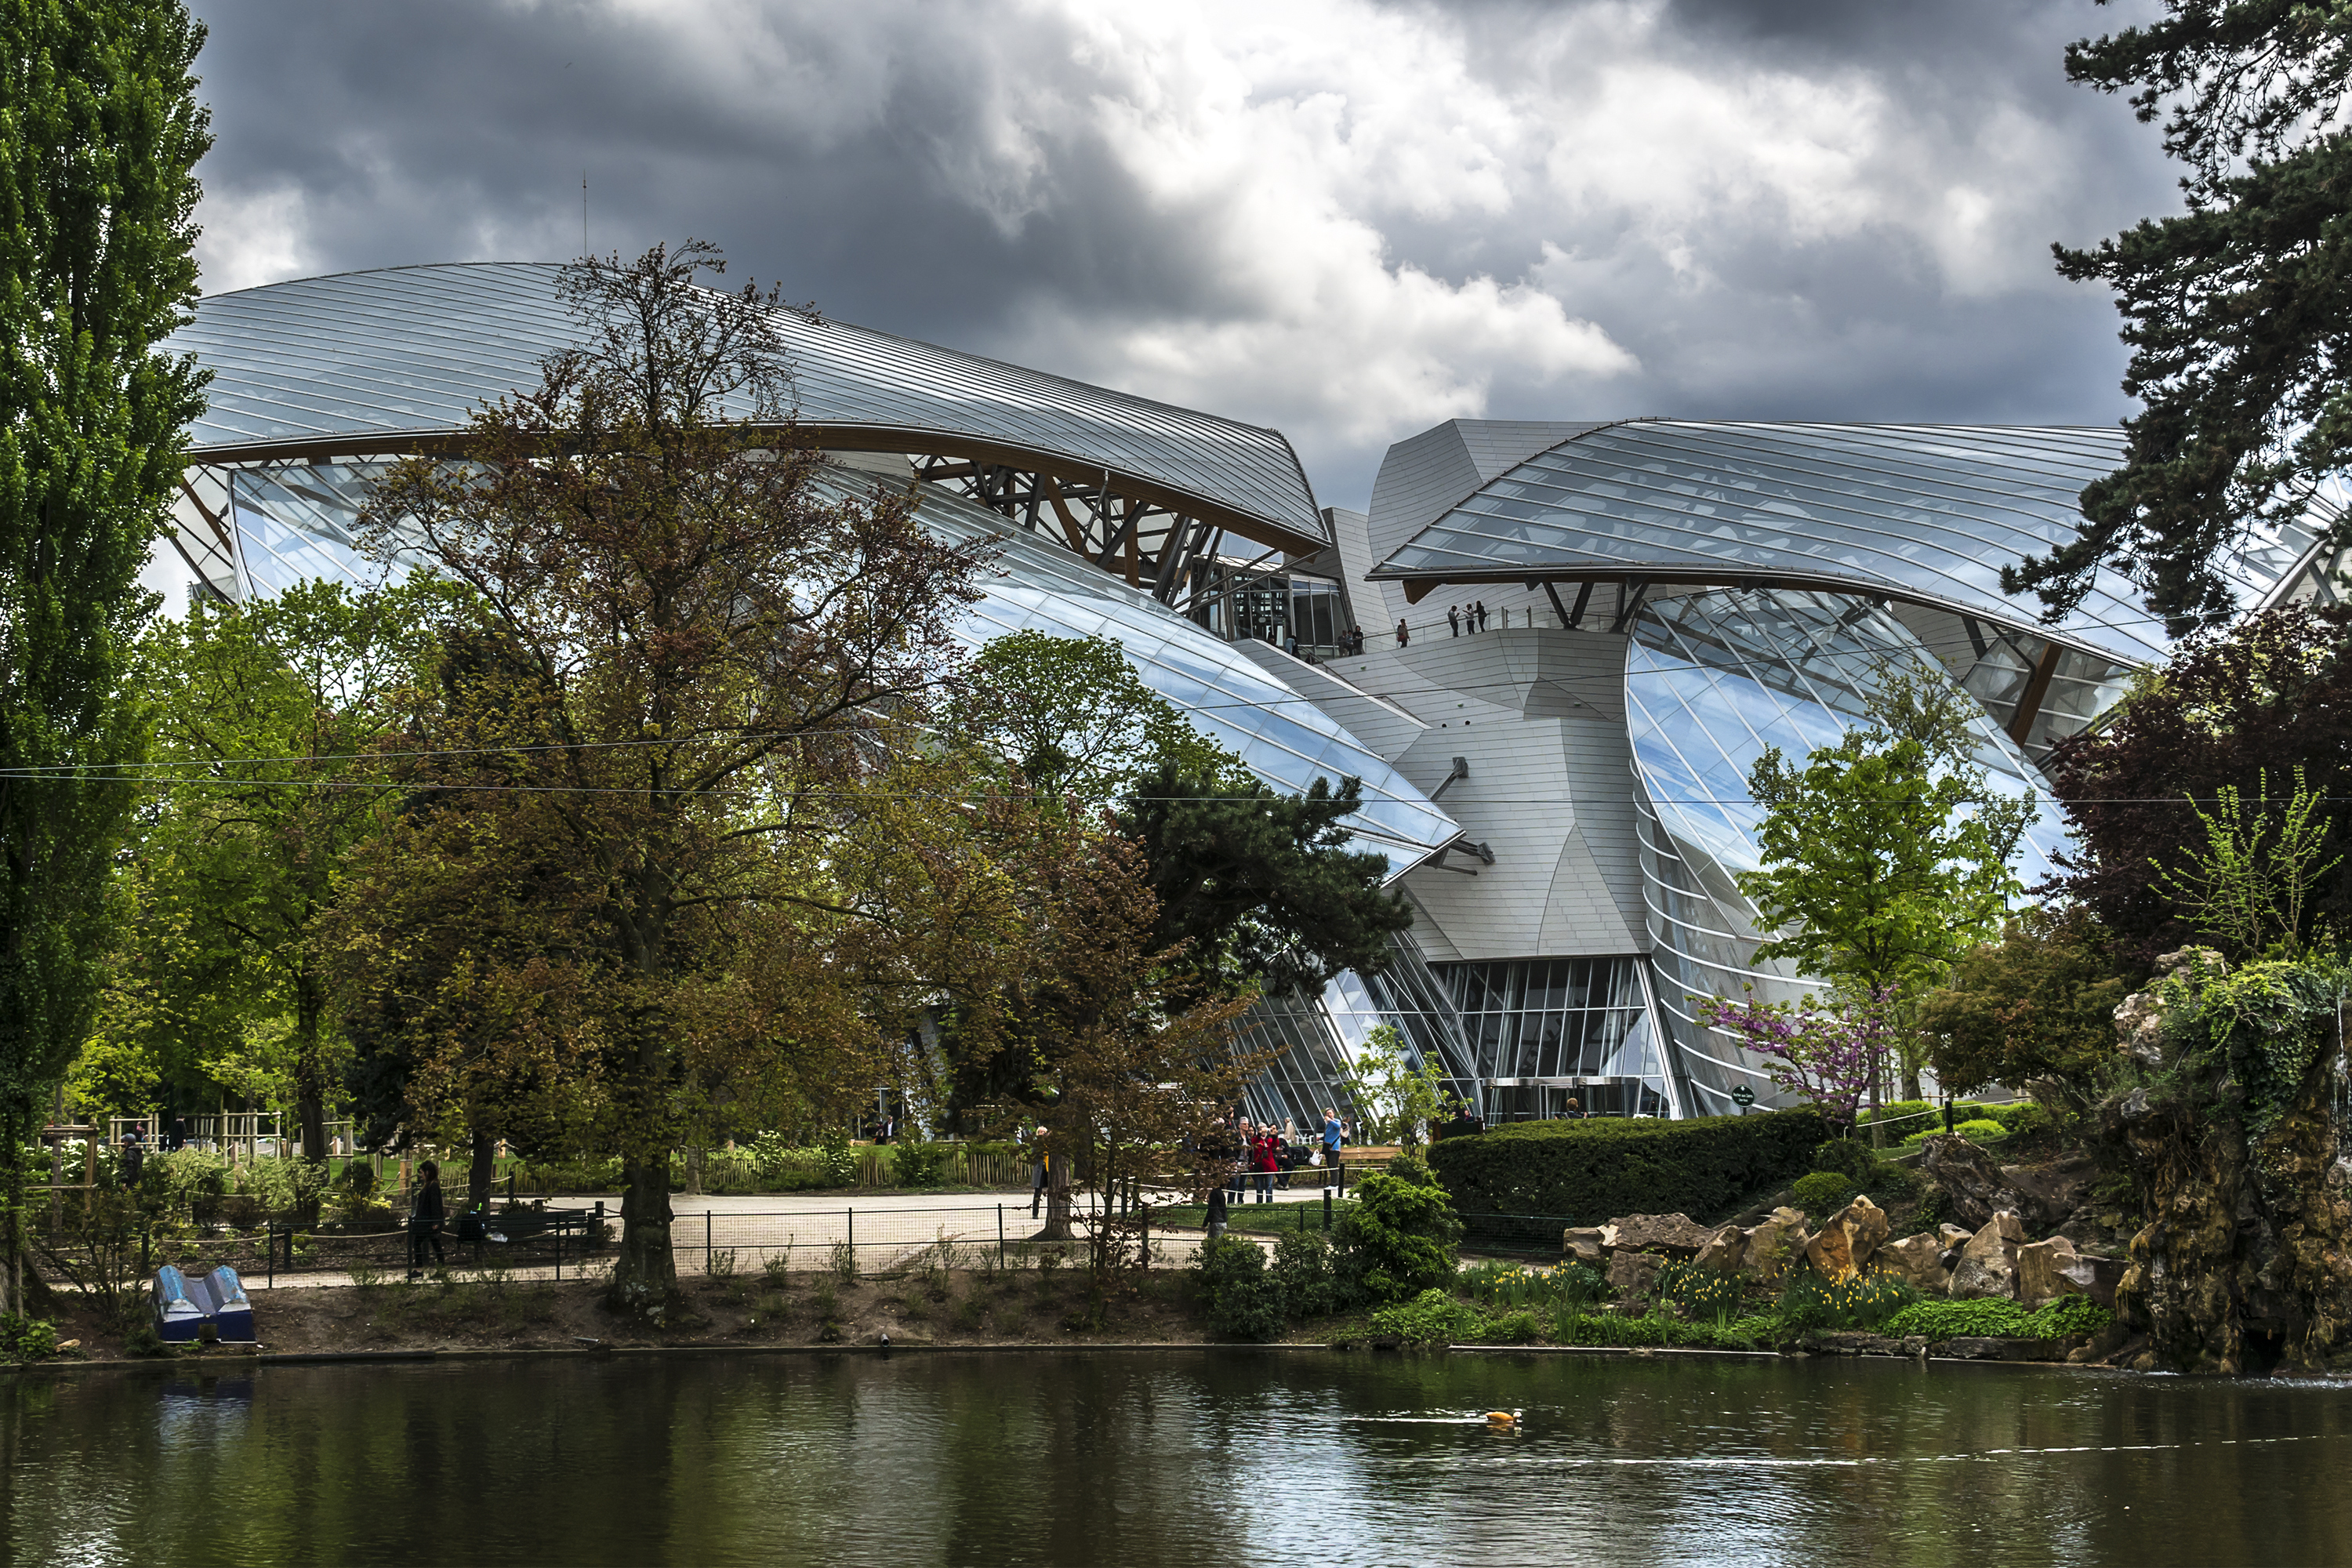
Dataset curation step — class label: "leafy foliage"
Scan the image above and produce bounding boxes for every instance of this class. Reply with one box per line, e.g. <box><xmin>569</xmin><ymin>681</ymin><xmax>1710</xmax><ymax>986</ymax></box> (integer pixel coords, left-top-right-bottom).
<box><xmin>889</xmin><ymin>1142</ymin><xmax>949</xmax><ymax>1189</ymax></box>
<box><xmin>0</xmin><ymin>0</ymin><xmax>210</xmax><ymax>1309</ymax></box>
<box><xmin>1425</xmin><ymin>1107</ymin><xmax>1826</xmax><ymax>1223</ymax></box>
<box><xmin>1789</xmin><ymin>1171</ymin><xmax>1854</xmax><ymax>1217</ymax></box>
<box><xmin>2045</xmin><ymin>606</ymin><xmax>2352</xmax><ymax>963</ymax></box>
<box><xmin>2021</xmin><ymin>5</ymin><xmax>2352</xmax><ymax>630</ymax></box>
<box><xmin>1269</xmin><ymin>1229</ymin><xmax>1339</xmax><ymax>1319</ymax></box>
<box><xmin>1336</xmin><ymin>1022</ymin><xmax>1459</xmax><ymax>1147</ymax></box>
<box><xmin>1330</xmin><ymin>1158</ymin><xmax>1462</xmax><ymax>1305</ymax></box>
<box><xmin>1919</xmin><ymin>906</ymin><xmax>2133</xmax><ymax>1109</ymax></box>
<box><xmin>1116</xmin><ymin>765</ymin><xmax>1411</xmax><ymax>1000</ymax></box>
<box><xmin>1657</xmin><ymin>1259</ymin><xmax>1748</xmax><ymax>1321</ymax></box>
<box><xmin>1809</xmin><ymin>1138</ymin><xmax>1884</xmax><ymax>1185</ymax></box>
<box><xmin>1190</xmin><ymin>1232</ymin><xmax>1284</xmax><ymax>1341</ymax></box>
<box><xmin>2150</xmin><ymin>767</ymin><xmax>2339</xmax><ymax>959</ymax></box>
<box><xmin>1696</xmin><ymin>989</ymin><xmax>1895</xmax><ymax>1129</ymax></box>
<box><xmin>1367</xmin><ymin>1287</ymin><xmax>1486</xmax><ymax>1345</ymax></box>
<box><xmin>0</xmin><ymin>1313</ymin><xmax>59</xmax><ymax>1364</ymax></box>
<box><xmin>1882</xmin><ymin>1297</ymin><xmax>2032</xmax><ymax>1339</ymax></box>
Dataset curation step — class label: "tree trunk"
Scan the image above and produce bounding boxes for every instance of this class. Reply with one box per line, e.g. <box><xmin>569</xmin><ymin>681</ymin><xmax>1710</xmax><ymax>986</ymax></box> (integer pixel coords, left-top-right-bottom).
<box><xmin>611</xmin><ymin>1152</ymin><xmax>677</xmax><ymax>1309</ymax></box>
<box><xmin>466</xmin><ymin>1124</ymin><xmax>496</xmax><ymax>1215</ymax></box>
<box><xmin>295</xmin><ymin>975</ymin><xmax>328</xmax><ymax>1163</ymax></box>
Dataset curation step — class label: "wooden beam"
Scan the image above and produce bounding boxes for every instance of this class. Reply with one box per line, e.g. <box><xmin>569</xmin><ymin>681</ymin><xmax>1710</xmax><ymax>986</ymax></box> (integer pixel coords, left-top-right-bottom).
<box><xmin>1403</xmin><ymin>580</ymin><xmax>1435</xmax><ymax>604</ymax></box>
<box><xmin>1036</xmin><ymin>472</ymin><xmax>1088</xmax><ymax>554</ymax></box>
<box><xmin>2006</xmin><ymin>640</ymin><xmax>2065</xmax><ymax>749</ymax></box>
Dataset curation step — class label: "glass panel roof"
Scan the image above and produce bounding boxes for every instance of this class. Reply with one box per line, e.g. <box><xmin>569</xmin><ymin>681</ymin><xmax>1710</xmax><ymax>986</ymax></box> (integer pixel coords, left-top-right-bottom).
<box><xmin>1624</xmin><ymin>586</ymin><xmax>2069</xmax><ymax>897</ymax></box>
<box><xmin>1376</xmin><ymin>420</ymin><xmax>2332</xmax><ymax>666</ymax></box>
<box><xmin>166</xmin><ymin>263</ymin><xmax>1327</xmax><ymax>549</ymax></box>
<box><xmin>210</xmin><ymin>456</ymin><xmax>1454</xmax><ymax>874</ymax></box>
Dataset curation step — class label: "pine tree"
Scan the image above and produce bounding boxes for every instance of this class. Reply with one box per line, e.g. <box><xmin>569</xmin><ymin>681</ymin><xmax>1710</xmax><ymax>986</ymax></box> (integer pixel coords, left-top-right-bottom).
<box><xmin>2015</xmin><ymin>3</ymin><xmax>2352</xmax><ymax>633</ymax></box>
<box><xmin>0</xmin><ymin>0</ymin><xmax>209</xmax><ymax>1308</ymax></box>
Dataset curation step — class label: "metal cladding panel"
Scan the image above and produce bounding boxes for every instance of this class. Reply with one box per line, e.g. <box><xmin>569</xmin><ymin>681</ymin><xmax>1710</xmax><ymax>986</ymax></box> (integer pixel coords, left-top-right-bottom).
<box><xmin>1374</xmin><ymin>419</ymin><xmax>2333</xmax><ymax>666</ymax></box>
<box><xmin>166</xmin><ymin>263</ymin><xmax>1327</xmax><ymax>547</ymax></box>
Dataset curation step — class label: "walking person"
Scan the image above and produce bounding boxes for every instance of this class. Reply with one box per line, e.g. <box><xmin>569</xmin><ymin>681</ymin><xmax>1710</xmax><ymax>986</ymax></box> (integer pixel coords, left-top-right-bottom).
<box><xmin>1028</xmin><ymin>1124</ymin><xmax>1050</xmax><ymax>1218</ymax></box>
<box><xmin>1396</xmin><ymin>619</ymin><xmax>1410</xmax><ymax>648</ymax></box>
<box><xmin>1320</xmin><ymin>1106</ymin><xmax>1344</xmax><ymax>1185</ymax></box>
<box><xmin>119</xmin><ymin>1123</ymin><xmax>145</xmax><ymax>1190</ymax></box>
<box><xmin>407</xmin><ymin>1160</ymin><xmax>447</xmax><ymax>1279</ymax></box>
<box><xmin>1476</xmin><ymin>599</ymin><xmax>1489</xmax><ymax>631</ymax></box>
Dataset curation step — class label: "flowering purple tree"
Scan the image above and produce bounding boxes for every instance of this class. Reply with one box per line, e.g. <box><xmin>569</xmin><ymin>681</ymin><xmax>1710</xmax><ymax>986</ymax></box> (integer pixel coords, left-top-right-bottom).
<box><xmin>1694</xmin><ymin>989</ymin><xmax>1895</xmax><ymax>1130</ymax></box>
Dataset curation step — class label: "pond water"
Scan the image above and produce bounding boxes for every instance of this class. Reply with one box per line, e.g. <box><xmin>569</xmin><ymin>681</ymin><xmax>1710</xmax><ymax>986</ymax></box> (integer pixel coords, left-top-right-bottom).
<box><xmin>5</xmin><ymin>1350</ymin><xmax>2350</xmax><ymax>1566</ymax></box>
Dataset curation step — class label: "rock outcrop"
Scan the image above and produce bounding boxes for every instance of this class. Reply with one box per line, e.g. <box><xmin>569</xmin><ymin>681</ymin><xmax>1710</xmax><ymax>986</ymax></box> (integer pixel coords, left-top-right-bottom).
<box><xmin>2013</xmin><ymin>1236</ymin><xmax>2083</xmax><ymax>1310</ymax></box>
<box><xmin>1878</xmin><ymin>1232</ymin><xmax>1952</xmax><ymax>1294</ymax></box>
<box><xmin>1561</xmin><ymin>1225</ymin><xmax>1614</xmax><ymax>1264</ymax></box>
<box><xmin>1950</xmin><ymin>1212</ymin><xmax>2027</xmax><ymax>1301</ymax></box>
<box><xmin>1804</xmin><ymin>1195</ymin><xmax>1893</xmax><ymax>1282</ymax></box>
<box><xmin>1919</xmin><ymin>1135</ymin><xmax>2025</xmax><ymax>1232</ymax></box>
<box><xmin>1693</xmin><ymin>1225</ymin><xmax>1747</xmax><ymax>1274</ymax></box>
<box><xmin>1606</xmin><ymin>1250</ymin><xmax>1665</xmax><ymax>1300</ymax></box>
<box><xmin>2100</xmin><ymin>949</ymin><xmax>2352</xmax><ymax>1374</ymax></box>
<box><xmin>1604</xmin><ymin>1213</ymin><xmax>1718</xmax><ymax>1258</ymax></box>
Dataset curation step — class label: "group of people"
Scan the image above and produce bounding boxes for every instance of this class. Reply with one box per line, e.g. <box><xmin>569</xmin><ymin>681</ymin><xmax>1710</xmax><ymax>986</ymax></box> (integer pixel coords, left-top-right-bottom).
<box><xmin>1391</xmin><ymin>602</ymin><xmax>1534</xmax><ymax>647</ymax></box>
<box><xmin>1222</xmin><ymin>1108</ymin><xmax>1348</xmax><ymax>1202</ymax></box>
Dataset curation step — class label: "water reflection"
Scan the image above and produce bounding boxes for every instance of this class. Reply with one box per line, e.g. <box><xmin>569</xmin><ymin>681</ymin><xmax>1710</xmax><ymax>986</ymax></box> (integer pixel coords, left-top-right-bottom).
<box><xmin>3</xmin><ymin>1352</ymin><xmax>2350</xmax><ymax>1566</ymax></box>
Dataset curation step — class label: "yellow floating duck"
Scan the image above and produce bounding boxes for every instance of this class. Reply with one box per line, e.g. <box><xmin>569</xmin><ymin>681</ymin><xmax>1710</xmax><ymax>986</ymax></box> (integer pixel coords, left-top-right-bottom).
<box><xmin>1486</xmin><ymin>1409</ymin><xmax>1522</xmax><ymax>1428</ymax></box>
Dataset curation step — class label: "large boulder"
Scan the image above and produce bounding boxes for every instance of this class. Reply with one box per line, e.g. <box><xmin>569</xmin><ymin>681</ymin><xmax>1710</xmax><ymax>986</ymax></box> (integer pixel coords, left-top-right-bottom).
<box><xmin>1693</xmin><ymin>1225</ymin><xmax>1747</xmax><ymax>1274</ymax></box>
<box><xmin>2058</xmin><ymin>1250</ymin><xmax>2127</xmax><ymax>1310</ymax></box>
<box><xmin>1607</xmin><ymin>1250</ymin><xmax>1665</xmax><ymax>1301</ymax></box>
<box><xmin>1950</xmin><ymin>1211</ymin><xmax>2027</xmax><ymax>1300</ymax></box>
<box><xmin>1921</xmin><ymin>1135</ymin><xmax>2026</xmax><ymax>1232</ymax></box>
<box><xmin>1879</xmin><ymin>1232</ymin><xmax>1952</xmax><ymax>1294</ymax></box>
<box><xmin>1804</xmin><ymin>1194</ymin><xmax>1893</xmax><ymax>1283</ymax></box>
<box><xmin>1604</xmin><ymin>1213</ymin><xmax>1718</xmax><ymax>1258</ymax></box>
<box><xmin>1741</xmin><ymin>1208</ymin><xmax>1809</xmax><ymax>1283</ymax></box>
<box><xmin>1562</xmin><ymin>1225</ymin><xmax>1614</xmax><ymax>1264</ymax></box>
<box><xmin>2002</xmin><ymin>1156</ymin><xmax>2097</xmax><ymax>1233</ymax></box>
<box><xmin>2014</xmin><ymin>1236</ymin><xmax>2084</xmax><ymax>1309</ymax></box>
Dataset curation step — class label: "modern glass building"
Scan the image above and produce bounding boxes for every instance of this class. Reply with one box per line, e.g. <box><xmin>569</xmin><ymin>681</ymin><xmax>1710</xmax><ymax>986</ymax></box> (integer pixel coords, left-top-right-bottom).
<box><xmin>161</xmin><ymin>269</ymin><xmax>2348</xmax><ymax>1127</ymax></box>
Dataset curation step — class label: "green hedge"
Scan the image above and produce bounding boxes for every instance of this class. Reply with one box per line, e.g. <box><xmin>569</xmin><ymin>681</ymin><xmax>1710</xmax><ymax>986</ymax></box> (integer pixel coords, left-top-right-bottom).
<box><xmin>1425</xmin><ymin>1108</ymin><xmax>1828</xmax><ymax>1225</ymax></box>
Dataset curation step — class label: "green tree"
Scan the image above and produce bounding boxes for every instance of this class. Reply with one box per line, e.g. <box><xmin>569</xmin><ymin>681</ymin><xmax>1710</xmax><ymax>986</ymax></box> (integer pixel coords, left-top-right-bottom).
<box><xmin>0</xmin><ymin>0</ymin><xmax>209</xmax><ymax>1310</ymax></box>
<box><xmin>2016</xmin><ymin>2</ymin><xmax>2352</xmax><ymax>632</ymax></box>
<box><xmin>127</xmin><ymin>579</ymin><xmax>449</xmax><ymax>1161</ymax></box>
<box><xmin>1117</xmin><ymin>765</ymin><xmax>1412</xmax><ymax>1000</ymax></box>
<box><xmin>2148</xmin><ymin>765</ymin><xmax>2339</xmax><ymax>960</ymax></box>
<box><xmin>946</xmin><ymin>630</ymin><xmax>1237</xmax><ymax>807</ymax></box>
<box><xmin>351</xmin><ymin>241</ymin><xmax>987</xmax><ymax>1309</ymax></box>
<box><xmin>1338</xmin><ymin>1022</ymin><xmax>1458</xmax><ymax>1148</ymax></box>
<box><xmin>1918</xmin><ymin>906</ymin><xmax>2133</xmax><ymax>1114</ymax></box>
<box><xmin>1737</xmin><ymin>730</ymin><xmax>2026</xmax><ymax>1107</ymax></box>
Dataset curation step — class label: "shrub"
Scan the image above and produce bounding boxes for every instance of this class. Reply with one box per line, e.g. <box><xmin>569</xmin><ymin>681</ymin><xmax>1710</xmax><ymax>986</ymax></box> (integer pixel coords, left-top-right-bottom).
<box><xmin>1483</xmin><ymin>1308</ymin><xmax>1544</xmax><ymax>1344</ymax></box>
<box><xmin>891</xmin><ymin>1142</ymin><xmax>949</xmax><ymax>1189</ymax></box>
<box><xmin>815</xmin><ymin>1129</ymin><xmax>859</xmax><ymax>1189</ymax></box>
<box><xmin>0</xmin><ymin>1314</ymin><xmax>58</xmax><ymax>1363</ymax></box>
<box><xmin>1270</xmin><ymin>1230</ymin><xmax>1338</xmax><ymax>1319</ymax></box>
<box><xmin>1461</xmin><ymin>1259</ymin><xmax>1603</xmax><ymax>1312</ymax></box>
<box><xmin>2025</xmin><ymin>1296</ymin><xmax>2115</xmax><ymax>1339</ymax></box>
<box><xmin>1790</xmin><ymin>1171</ymin><xmax>1854</xmax><ymax>1217</ymax></box>
<box><xmin>1954</xmin><ymin>1119</ymin><xmax>2006</xmax><ymax>1142</ymax></box>
<box><xmin>1368</xmin><ymin>1288</ymin><xmax>1485</xmax><ymax>1345</ymax></box>
<box><xmin>1777</xmin><ymin>1266</ymin><xmax>1916</xmax><ymax>1332</ymax></box>
<box><xmin>1809</xmin><ymin>1138</ymin><xmax>1882</xmax><ymax>1184</ymax></box>
<box><xmin>1192</xmin><ymin>1234</ymin><xmax>1285</xmax><ymax>1341</ymax></box>
<box><xmin>1426</xmin><ymin>1107</ymin><xmax>1826</xmax><ymax>1224</ymax></box>
<box><xmin>1332</xmin><ymin>1159</ymin><xmax>1462</xmax><ymax>1305</ymax></box>
<box><xmin>1882</xmin><ymin>1298</ymin><xmax>2031</xmax><ymax>1339</ymax></box>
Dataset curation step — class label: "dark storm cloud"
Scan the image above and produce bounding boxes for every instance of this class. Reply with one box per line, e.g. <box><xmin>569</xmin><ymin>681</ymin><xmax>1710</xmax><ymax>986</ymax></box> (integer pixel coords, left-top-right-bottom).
<box><xmin>184</xmin><ymin>0</ymin><xmax>2179</xmax><ymax>508</ymax></box>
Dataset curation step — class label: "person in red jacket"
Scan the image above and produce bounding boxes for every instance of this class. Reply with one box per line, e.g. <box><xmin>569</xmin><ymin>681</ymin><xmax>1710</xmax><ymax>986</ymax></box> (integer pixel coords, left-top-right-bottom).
<box><xmin>1252</xmin><ymin>1127</ymin><xmax>1280</xmax><ymax>1203</ymax></box>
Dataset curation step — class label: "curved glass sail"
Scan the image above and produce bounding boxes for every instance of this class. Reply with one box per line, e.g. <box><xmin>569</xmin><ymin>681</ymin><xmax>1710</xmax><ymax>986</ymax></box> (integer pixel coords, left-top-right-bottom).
<box><xmin>168</xmin><ymin>263</ymin><xmax>1326</xmax><ymax>549</ymax></box>
<box><xmin>1624</xmin><ymin>586</ymin><xmax>2068</xmax><ymax>1113</ymax></box>
<box><xmin>1377</xmin><ymin>420</ymin><xmax>2333</xmax><ymax>666</ymax></box>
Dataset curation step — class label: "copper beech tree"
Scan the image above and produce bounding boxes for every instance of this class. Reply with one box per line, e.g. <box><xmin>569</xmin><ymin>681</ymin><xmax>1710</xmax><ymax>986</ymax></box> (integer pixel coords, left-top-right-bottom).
<box><xmin>342</xmin><ymin>242</ymin><xmax>988</xmax><ymax>1308</ymax></box>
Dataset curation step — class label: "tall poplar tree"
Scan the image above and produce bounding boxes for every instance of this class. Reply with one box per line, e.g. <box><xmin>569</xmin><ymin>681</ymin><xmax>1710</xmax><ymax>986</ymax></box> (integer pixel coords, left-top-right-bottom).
<box><xmin>0</xmin><ymin>1</ymin><xmax>209</xmax><ymax>1307</ymax></box>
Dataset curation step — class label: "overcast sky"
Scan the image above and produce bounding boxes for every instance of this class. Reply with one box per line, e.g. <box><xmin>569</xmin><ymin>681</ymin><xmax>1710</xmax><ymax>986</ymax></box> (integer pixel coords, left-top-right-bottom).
<box><xmin>182</xmin><ymin>0</ymin><xmax>2175</xmax><ymax>512</ymax></box>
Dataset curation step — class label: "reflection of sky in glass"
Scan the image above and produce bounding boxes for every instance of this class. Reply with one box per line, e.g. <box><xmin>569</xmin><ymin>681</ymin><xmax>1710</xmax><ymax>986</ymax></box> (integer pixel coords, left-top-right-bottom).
<box><xmin>219</xmin><ymin>457</ymin><xmax>1456</xmax><ymax>872</ymax></box>
<box><xmin>1383</xmin><ymin>421</ymin><xmax>2332</xmax><ymax>667</ymax></box>
<box><xmin>170</xmin><ymin>262</ymin><xmax>1324</xmax><ymax>547</ymax></box>
<box><xmin>1624</xmin><ymin>586</ymin><xmax>2069</xmax><ymax>896</ymax></box>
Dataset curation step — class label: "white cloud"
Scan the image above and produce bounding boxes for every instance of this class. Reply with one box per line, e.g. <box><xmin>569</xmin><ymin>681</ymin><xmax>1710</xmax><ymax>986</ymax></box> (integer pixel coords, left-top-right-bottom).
<box><xmin>193</xmin><ymin>182</ymin><xmax>318</xmax><ymax>293</ymax></box>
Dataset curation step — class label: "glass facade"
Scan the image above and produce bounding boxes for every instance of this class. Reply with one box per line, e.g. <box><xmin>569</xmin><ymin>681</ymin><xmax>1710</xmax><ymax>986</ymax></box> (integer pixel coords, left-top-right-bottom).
<box><xmin>1375</xmin><ymin>420</ymin><xmax>2333</xmax><ymax>667</ymax></box>
<box><xmin>1443</xmin><ymin>957</ymin><xmax>1670</xmax><ymax>1120</ymax></box>
<box><xmin>1624</xmin><ymin>586</ymin><xmax>2070</xmax><ymax>1112</ymax></box>
<box><xmin>165</xmin><ymin>263</ymin><xmax>1327</xmax><ymax>551</ymax></box>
